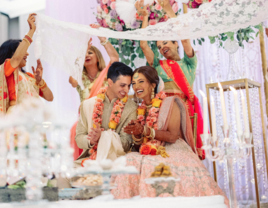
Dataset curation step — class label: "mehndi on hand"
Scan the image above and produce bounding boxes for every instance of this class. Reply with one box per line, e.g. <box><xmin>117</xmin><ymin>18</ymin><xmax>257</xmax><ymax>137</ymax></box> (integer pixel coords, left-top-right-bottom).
<box><xmin>124</xmin><ymin>120</ymin><xmax>144</xmax><ymax>136</ymax></box>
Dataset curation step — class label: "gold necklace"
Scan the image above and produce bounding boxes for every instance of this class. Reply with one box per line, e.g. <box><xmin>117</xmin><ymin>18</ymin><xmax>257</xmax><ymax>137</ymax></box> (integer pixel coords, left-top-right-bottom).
<box><xmin>88</xmin><ymin>73</ymin><xmax>97</xmax><ymax>81</ymax></box>
<box><xmin>146</xmin><ymin>104</ymin><xmax>152</xmax><ymax>112</ymax></box>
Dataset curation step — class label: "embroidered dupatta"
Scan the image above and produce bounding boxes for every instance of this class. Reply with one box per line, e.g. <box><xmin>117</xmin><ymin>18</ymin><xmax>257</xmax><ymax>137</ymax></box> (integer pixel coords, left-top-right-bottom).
<box><xmin>0</xmin><ymin>62</ymin><xmax>19</xmax><ymax>114</ymax></box>
<box><xmin>159</xmin><ymin>60</ymin><xmax>205</xmax><ymax>159</ymax></box>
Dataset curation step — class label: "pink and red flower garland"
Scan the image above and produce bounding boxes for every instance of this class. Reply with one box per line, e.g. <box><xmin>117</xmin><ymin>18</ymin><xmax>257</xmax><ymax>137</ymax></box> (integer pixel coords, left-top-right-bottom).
<box><xmin>137</xmin><ymin>91</ymin><xmax>167</xmax><ymax>156</ymax></box>
<box><xmin>85</xmin><ymin>87</ymin><xmax>128</xmax><ymax>161</ymax></box>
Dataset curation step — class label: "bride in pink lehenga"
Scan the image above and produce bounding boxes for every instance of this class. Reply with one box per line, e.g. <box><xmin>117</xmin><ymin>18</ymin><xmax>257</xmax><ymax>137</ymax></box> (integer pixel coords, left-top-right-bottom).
<box><xmin>111</xmin><ymin>66</ymin><xmax>229</xmax><ymax>206</ymax></box>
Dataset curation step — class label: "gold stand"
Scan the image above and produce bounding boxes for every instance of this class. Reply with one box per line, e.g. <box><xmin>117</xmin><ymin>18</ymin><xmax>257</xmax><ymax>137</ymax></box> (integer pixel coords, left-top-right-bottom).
<box><xmin>206</xmin><ymin>79</ymin><xmax>268</xmax><ymax>208</ymax></box>
<box><xmin>259</xmin><ymin>26</ymin><xmax>268</xmax><ymax>119</ymax></box>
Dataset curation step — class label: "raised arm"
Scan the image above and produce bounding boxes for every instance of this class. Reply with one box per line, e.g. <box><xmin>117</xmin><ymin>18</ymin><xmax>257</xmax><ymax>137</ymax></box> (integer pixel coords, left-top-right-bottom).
<box><xmin>31</xmin><ymin>59</ymin><xmax>54</xmax><ymax>101</ymax></box>
<box><xmin>160</xmin><ymin>0</ymin><xmax>194</xmax><ymax>58</ymax></box>
<box><xmin>10</xmin><ymin>13</ymin><xmax>36</xmax><ymax>69</ymax></box>
<box><xmin>136</xmin><ymin>0</ymin><xmax>155</xmax><ymax>66</ymax></box>
<box><xmin>90</xmin><ymin>24</ymin><xmax>119</xmax><ymax>64</ymax></box>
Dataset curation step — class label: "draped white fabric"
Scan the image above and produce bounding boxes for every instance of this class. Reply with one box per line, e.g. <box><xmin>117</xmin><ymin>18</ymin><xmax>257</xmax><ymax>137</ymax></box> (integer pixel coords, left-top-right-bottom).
<box><xmin>37</xmin><ymin>0</ymin><xmax>268</xmax><ymax>41</ymax></box>
<box><xmin>35</xmin><ymin>0</ymin><xmax>268</xmax><ymax>100</ymax></box>
<box><xmin>41</xmin><ymin>0</ymin><xmax>109</xmax><ymax>118</ymax></box>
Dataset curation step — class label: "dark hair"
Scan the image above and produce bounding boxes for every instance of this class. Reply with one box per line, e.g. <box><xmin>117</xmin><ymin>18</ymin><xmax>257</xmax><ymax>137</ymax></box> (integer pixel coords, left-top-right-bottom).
<box><xmin>107</xmin><ymin>62</ymin><xmax>133</xmax><ymax>83</ymax></box>
<box><xmin>133</xmin><ymin>66</ymin><xmax>159</xmax><ymax>94</ymax></box>
<box><xmin>0</xmin><ymin>39</ymin><xmax>26</xmax><ymax>73</ymax></box>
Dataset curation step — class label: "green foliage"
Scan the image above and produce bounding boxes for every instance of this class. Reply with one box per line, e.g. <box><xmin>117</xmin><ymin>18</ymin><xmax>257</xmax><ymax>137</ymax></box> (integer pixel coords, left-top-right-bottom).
<box><xmin>193</xmin><ymin>24</ymin><xmax>262</xmax><ymax>48</ymax></box>
<box><xmin>8</xmin><ymin>181</ymin><xmax>26</xmax><ymax>189</ymax></box>
<box><xmin>109</xmin><ymin>38</ymin><xmax>161</xmax><ymax>69</ymax></box>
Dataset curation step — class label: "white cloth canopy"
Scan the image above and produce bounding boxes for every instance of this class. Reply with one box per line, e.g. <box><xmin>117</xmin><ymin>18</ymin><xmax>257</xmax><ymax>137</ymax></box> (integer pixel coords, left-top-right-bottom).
<box><xmin>34</xmin><ymin>0</ymin><xmax>268</xmax><ymax>86</ymax></box>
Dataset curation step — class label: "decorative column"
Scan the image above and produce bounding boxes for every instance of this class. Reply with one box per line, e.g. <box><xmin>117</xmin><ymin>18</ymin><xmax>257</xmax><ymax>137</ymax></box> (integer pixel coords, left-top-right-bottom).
<box><xmin>259</xmin><ymin>25</ymin><xmax>268</xmax><ymax>118</ymax></box>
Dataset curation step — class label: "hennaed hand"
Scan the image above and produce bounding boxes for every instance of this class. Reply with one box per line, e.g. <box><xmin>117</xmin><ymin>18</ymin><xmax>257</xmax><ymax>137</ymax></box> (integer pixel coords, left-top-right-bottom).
<box><xmin>32</xmin><ymin>59</ymin><xmax>43</xmax><ymax>84</ymax></box>
<box><xmin>124</xmin><ymin>120</ymin><xmax>144</xmax><ymax>135</ymax></box>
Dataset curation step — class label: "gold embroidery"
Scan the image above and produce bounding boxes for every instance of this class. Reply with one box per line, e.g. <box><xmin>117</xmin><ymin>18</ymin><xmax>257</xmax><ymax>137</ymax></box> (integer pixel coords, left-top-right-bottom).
<box><xmin>162</xmin><ymin>60</ymin><xmax>195</xmax><ymax>104</ymax></box>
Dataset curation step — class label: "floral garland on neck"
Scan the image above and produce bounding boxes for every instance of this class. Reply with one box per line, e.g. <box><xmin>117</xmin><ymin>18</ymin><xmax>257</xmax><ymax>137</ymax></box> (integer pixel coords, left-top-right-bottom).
<box><xmin>82</xmin><ymin>87</ymin><xmax>128</xmax><ymax>164</ymax></box>
<box><xmin>137</xmin><ymin>91</ymin><xmax>166</xmax><ymax>129</ymax></box>
<box><xmin>136</xmin><ymin>91</ymin><xmax>168</xmax><ymax>157</ymax></box>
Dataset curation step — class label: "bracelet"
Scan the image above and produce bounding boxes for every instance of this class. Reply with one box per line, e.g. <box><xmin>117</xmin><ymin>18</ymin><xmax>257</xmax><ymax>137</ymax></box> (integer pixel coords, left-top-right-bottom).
<box><xmin>88</xmin><ymin>141</ymin><xmax>94</xmax><ymax>148</ymax></box>
<box><xmin>142</xmin><ymin>126</ymin><xmax>147</xmax><ymax>137</ymax></box>
<box><xmin>147</xmin><ymin>127</ymin><xmax>154</xmax><ymax>139</ymax></box>
<box><xmin>40</xmin><ymin>83</ymin><xmax>47</xmax><ymax>90</ymax></box>
<box><xmin>132</xmin><ymin>134</ymin><xmax>143</xmax><ymax>145</ymax></box>
<box><xmin>37</xmin><ymin>80</ymin><xmax>47</xmax><ymax>90</ymax></box>
<box><xmin>25</xmin><ymin>35</ymin><xmax>33</xmax><ymax>44</ymax></box>
<box><xmin>100</xmin><ymin>39</ymin><xmax>109</xmax><ymax>46</ymax></box>
<box><xmin>132</xmin><ymin>134</ymin><xmax>143</xmax><ymax>141</ymax></box>
<box><xmin>23</xmin><ymin>38</ymin><xmax>31</xmax><ymax>46</ymax></box>
<box><xmin>152</xmin><ymin>128</ymin><xmax>155</xmax><ymax>140</ymax></box>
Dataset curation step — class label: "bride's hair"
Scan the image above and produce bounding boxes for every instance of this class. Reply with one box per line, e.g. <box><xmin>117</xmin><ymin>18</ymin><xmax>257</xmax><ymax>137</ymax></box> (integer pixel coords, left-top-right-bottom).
<box><xmin>133</xmin><ymin>66</ymin><xmax>159</xmax><ymax>95</ymax></box>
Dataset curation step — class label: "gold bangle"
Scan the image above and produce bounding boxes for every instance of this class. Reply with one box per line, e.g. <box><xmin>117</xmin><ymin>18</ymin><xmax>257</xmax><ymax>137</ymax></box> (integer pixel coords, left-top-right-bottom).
<box><xmin>132</xmin><ymin>134</ymin><xmax>143</xmax><ymax>142</ymax></box>
<box><xmin>147</xmin><ymin>127</ymin><xmax>153</xmax><ymax>139</ymax></box>
<box><xmin>37</xmin><ymin>80</ymin><xmax>46</xmax><ymax>89</ymax></box>
<box><xmin>152</xmin><ymin>128</ymin><xmax>155</xmax><ymax>139</ymax></box>
<box><xmin>23</xmin><ymin>38</ymin><xmax>30</xmax><ymax>46</ymax></box>
<box><xmin>132</xmin><ymin>135</ymin><xmax>143</xmax><ymax>145</ymax></box>
<box><xmin>142</xmin><ymin>126</ymin><xmax>147</xmax><ymax>137</ymax></box>
<box><xmin>25</xmin><ymin>35</ymin><xmax>33</xmax><ymax>43</ymax></box>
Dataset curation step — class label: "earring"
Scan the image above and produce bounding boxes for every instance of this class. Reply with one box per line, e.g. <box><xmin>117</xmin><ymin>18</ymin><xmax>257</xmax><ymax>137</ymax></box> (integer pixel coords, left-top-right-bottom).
<box><xmin>151</xmin><ymin>88</ymin><xmax>155</xmax><ymax>99</ymax></box>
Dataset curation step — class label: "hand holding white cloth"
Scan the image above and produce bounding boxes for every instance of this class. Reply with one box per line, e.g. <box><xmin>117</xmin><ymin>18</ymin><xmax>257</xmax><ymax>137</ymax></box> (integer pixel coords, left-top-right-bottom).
<box><xmin>96</xmin><ymin>129</ymin><xmax>126</xmax><ymax>161</ymax></box>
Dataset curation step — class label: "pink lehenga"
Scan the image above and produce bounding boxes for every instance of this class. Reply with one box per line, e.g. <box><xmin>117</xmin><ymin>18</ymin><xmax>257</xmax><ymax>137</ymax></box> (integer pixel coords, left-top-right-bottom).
<box><xmin>111</xmin><ymin>96</ymin><xmax>229</xmax><ymax>206</ymax></box>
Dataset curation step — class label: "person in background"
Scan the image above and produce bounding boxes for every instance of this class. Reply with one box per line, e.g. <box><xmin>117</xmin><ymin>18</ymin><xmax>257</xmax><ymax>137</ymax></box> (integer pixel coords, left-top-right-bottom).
<box><xmin>69</xmin><ymin>24</ymin><xmax>119</xmax><ymax>159</ymax></box>
<box><xmin>0</xmin><ymin>13</ymin><xmax>53</xmax><ymax>114</ymax></box>
<box><xmin>137</xmin><ymin>0</ymin><xmax>204</xmax><ymax>159</ymax></box>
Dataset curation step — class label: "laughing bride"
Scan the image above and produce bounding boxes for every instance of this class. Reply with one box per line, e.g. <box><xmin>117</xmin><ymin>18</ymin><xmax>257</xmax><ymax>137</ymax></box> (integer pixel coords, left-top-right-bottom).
<box><xmin>111</xmin><ymin>65</ymin><xmax>228</xmax><ymax>205</ymax></box>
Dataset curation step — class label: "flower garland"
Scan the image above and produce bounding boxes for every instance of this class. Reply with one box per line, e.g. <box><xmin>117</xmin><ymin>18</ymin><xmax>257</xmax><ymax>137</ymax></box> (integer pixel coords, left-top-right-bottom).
<box><xmin>96</xmin><ymin>0</ymin><xmax>180</xmax><ymax>68</ymax></box>
<box><xmin>82</xmin><ymin>87</ymin><xmax>128</xmax><ymax>164</ymax></box>
<box><xmin>136</xmin><ymin>91</ymin><xmax>168</xmax><ymax>157</ymax></box>
<box><xmin>187</xmin><ymin>0</ymin><xmax>212</xmax><ymax>9</ymax></box>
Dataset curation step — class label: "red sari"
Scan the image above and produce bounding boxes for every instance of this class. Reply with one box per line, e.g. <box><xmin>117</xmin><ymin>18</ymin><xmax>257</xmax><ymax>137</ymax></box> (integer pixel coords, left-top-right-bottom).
<box><xmin>160</xmin><ymin>60</ymin><xmax>205</xmax><ymax>159</ymax></box>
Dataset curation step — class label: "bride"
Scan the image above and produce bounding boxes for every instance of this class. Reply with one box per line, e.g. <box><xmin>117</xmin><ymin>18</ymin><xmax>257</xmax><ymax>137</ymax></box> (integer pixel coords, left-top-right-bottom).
<box><xmin>111</xmin><ymin>66</ymin><xmax>228</xmax><ymax>205</ymax></box>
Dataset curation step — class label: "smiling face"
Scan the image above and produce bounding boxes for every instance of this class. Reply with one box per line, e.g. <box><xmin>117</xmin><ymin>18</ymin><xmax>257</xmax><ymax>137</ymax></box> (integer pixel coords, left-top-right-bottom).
<box><xmin>18</xmin><ymin>51</ymin><xmax>29</xmax><ymax>68</ymax></box>
<box><xmin>156</xmin><ymin>40</ymin><xmax>179</xmax><ymax>60</ymax></box>
<box><xmin>132</xmin><ymin>72</ymin><xmax>156</xmax><ymax>101</ymax></box>
<box><xmin>84</xmin><ymin>47</ymin><xmax>98</xmax><ymax>68</ymax></box>
<box><xmin>108</xmin><ymin>75</ymin><xmax>132</xmax><ymax>99</ymax></box>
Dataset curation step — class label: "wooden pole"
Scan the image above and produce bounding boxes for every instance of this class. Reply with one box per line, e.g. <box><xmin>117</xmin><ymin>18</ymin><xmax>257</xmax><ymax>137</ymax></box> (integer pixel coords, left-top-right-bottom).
<box><xmin>259</xmin><ymin>26</ymin><xmax>268</xmax><ymax>118</ymax></box>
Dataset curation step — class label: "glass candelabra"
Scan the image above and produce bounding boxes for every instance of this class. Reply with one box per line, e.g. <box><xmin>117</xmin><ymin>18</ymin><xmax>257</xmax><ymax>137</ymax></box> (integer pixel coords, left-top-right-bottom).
<box><xmin>201</xmin><ymin>126</ymin><xmax>253</xmax><ymax>208</ymax></box>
